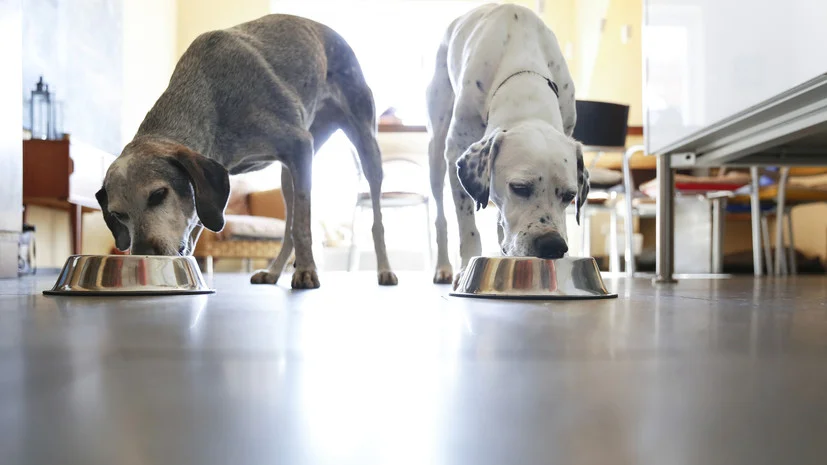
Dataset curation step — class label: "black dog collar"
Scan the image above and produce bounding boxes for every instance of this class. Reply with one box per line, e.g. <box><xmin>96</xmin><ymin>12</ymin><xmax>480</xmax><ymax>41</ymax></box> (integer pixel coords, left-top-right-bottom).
<box><xmin>486</xmin><ymin>70</ymin><xmax>559</xmax><ymax>123</ymax></box>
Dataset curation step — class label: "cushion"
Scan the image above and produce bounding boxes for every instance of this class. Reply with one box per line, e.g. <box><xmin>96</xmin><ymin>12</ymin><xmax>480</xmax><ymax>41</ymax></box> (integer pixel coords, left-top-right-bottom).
<box><xmin>225</xmin><ymin>177</ymin><xmax>254</xmax><ymax>215</ymax></box>
<box><xmin>789</xmin><ymin>173</ymin><xmax>827</xmax><ymax>190</ymax></box>
<box><xmin>589</xmin><ymin>167</ymin><xmax>623</xmax><ymax>188</ymax></box>
<box><xmin>219</xmin><ymin>215</ymin><xmax>286</xmax><ymax>241</ymax></box>
<box><xmin>640</xmin><ymin>171</ymin><xmax>751</xmax><ymax>196</ymax></box>
<box><xmin>248</xmin><ymin>188</ymin><xmax>286</xmax><ymax>219</ymax></box>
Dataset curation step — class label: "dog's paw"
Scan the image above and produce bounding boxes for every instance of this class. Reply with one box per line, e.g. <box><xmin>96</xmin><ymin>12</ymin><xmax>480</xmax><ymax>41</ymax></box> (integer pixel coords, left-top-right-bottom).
<box><xmin>250</xmin><ymin>270</ymin><xmax>279</xmax><ymax>285</ymax></box>
<box><xmin>433</xmin><ymin>266</ymin><xmax>454</xmax><ymax>284</ymax></box>
<box><xmin>291</xmin><ymin>269</ymin><xmax>320</xmax><ymax>289</ymax></box>
<box><xmin>378</xmin><ymin>270</ymin><xmax>398</xmax><ymax>286</ymax></box>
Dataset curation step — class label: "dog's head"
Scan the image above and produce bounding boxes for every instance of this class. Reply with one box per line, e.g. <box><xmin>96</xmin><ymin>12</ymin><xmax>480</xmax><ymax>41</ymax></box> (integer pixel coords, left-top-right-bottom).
<box><xmin>457</xmin><ymin>121</ymin><xmax>589</xmax><ymax>259</ymax></box>
<box><xmin>96</xmin><ymin>139</ymin><xmax>230</xmax><ymax>256</ymax></box>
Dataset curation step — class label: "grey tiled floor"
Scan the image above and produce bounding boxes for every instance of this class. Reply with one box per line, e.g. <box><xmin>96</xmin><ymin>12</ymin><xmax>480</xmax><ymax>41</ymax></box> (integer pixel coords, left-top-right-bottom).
<box><xmin>2</xmin><ymin>272</ymin><xmax>827</xmax><ymax>464</ymax></box>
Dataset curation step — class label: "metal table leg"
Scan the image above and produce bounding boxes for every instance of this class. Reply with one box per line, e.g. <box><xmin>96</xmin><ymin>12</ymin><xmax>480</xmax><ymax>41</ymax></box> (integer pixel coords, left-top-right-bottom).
<box><xmin>655</xmin><ymin>155</ymin><xmax>677</xmax><ymax>284</ymax></box>
<box><xmin>710</xmin><ymin>197</ymin><xmax>726</xmax><ymax>274</ymax></box>
<box><xmin>749</xmin><ymin>167</ymin><xmax>763</xmax><ymax>276</ymax></box>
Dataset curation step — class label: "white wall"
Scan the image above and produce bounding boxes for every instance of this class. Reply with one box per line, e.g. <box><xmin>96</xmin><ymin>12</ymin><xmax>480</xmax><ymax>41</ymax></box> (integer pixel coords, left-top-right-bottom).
<box><xmin>121</xmin><ymin>0</ymin><xmax>178</xmax><ymax>145</ymax></box>
<box><xmin>29</xmin><ymin>0</ymin><xmax>179</xmax><ymax>268</ymax></box>
<box><xmin>0</xmin><ymin>0</ymin><xmax>23</xmax><ymax>277</ymax></box>
<box><xmin>576</xmin><ymin>0</ymin><xmax>610</xmax><ymax>95</ymax></box>
<box><xmin>177</xmin><ymin>0</ymin><xmax>270</xmax><ymax>57</ymax></box>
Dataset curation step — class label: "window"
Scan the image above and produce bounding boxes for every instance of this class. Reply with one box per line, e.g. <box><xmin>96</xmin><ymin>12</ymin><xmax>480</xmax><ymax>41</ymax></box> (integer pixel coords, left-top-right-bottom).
<box><xmin>272</xmin><ymin>0</ymin><xmax>482</xmax><ymax>126</ymax></box>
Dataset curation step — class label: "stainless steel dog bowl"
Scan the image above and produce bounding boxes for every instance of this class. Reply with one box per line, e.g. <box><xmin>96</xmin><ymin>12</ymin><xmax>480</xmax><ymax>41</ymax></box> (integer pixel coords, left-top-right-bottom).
<box><xmin>450</xmin><ymin>256</ymin><xmax>617</xmax><ymax>299</ymax></box>
<box><xmin>43</xmin><ymin>255</ymin><xmax>214</xmax><ymax>296</ymax></box>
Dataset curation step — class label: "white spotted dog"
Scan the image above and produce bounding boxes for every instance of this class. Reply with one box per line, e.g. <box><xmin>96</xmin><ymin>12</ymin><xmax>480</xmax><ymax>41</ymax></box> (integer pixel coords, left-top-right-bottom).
<box><xmin>426</xmin><ymin>3</ymin><xmax>589</xmax><ymax>286</ymax></box>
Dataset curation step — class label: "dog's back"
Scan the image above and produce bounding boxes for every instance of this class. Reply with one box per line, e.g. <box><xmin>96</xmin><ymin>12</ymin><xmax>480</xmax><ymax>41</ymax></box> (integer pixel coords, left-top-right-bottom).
<box><xmin>436</xmin><ymin>3</ymin><xmax>575</xmax><ymax>135</ymax></box>
<box><xmin>226</xmin><ymin>15</ymin><xmax>369</xmax><ymax>104</ymax></box>
<box><xmin>136</xmin><ymin>14</ymin><xmax>371</xmax><ymax>168</ymax></box>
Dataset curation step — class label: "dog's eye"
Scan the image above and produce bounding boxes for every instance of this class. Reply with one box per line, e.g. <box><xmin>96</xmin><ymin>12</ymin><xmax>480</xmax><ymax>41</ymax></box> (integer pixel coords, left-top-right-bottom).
<box><xmin>147</xmin><ymin>187</ymin><xmax>168</xmax><ymax>208</ymax></box>
<box><xmin>562</xmin><ymin>192</ymin><xmax>576</xmax><ymax>204</ymax></box>
<box><xmin>509</xmin><ymin>183</ymin><xmax>533</xmax><ymax>198</ymax></box>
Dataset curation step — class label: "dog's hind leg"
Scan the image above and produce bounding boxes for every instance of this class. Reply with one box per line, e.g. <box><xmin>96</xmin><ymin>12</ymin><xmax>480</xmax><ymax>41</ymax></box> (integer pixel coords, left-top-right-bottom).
<box><xmin>445</xmin><ymin>111</ymin><xmax>485</xmax><ymax>287</ymax></box>
<box><xmin>323</xmin><ymin>33</ymin><xmax>396</xmax><ymax>285</ymax></box>
<box><xmin>334</xmin><ymin>94</ymin><xmax>397</xmax><ymax>285</ymax></box>
<box><xmin>251</xmin><ymin>165</ymin><xmax>295</xmax><ymax>285</ymax></box>
<box><xmin>341</xmin><ymin>121</ymin><xmax>398</xmax><ymax>286</ymax></box>
<box><xmin>426</xmin><ymin>44</ymin><xmax>455</xmax><ymax>284</ymax></box>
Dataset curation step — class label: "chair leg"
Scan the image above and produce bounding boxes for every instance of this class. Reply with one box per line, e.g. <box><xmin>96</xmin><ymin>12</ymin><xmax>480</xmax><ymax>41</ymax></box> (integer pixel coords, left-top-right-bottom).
<box><xmin>786</xmin><ymin>207</ymin><xmax>797</xmax><ymax>275</ymax></box>
<box><xmin>622</xmin><ymin>197</ymin><xmax>636</xmax><ymax>278</ymax></box>
<box><xmin>622</xmin><ymin>146</ymin><xmax>643</xmax><ymax>277</ymax></box>
<box><xmin>205</xmin><ymin>255</ymin><xmax>214</xmax><ymax>277</ymax></box>
<box><xmin>774</xmin><ymin>167</ymin><xmax>790</xmax><ymax>276</ymax></box>
<box><xmin>749</xmin><ymin>167</ymin><xmax>763</xmax><ymax>276</ymax></box>
<box><xmin>761</xmin><ymin>214</ymin><xmax>773</xmax><ymax>275</ymax></box>
<box><xmin>609</xmin><ymin>201</ymin><xmax>620</xmax><ymax>275</ymax></box>
<box><xmin>348</xmin><ymin>205</ymin><xmax>360</xmax><ymax>272</ymax></box>
<box><xmin>778</xmin><ymin>212</ymin><xmax>788</xmax><ymax>276</ymax></box>
<box><xmin>425</xmin><ymin>201</ymin><xmax>433</xmax><ymax>271</ymax></box>
<box><xmin>242</xmin><ymin>258</ymin><xmax>253</xmax><ymax>273</ymax></box>
<box><xmin>581</xmin><ymin>204</ymin><xmax>591</xmax><ymax>258</ymax></box>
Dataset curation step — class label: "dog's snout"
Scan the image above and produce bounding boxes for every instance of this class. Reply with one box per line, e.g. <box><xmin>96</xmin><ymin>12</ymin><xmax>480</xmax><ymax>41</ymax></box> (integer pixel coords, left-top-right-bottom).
<box><xmin>131</xmin><ymin>241</ymin><xmax>158</xmax><ymax>256</ymax></box>
<box><xmin>533</xmin><ymin>233</ymin><xmax>568</xmax><ymax>259</ymax></box>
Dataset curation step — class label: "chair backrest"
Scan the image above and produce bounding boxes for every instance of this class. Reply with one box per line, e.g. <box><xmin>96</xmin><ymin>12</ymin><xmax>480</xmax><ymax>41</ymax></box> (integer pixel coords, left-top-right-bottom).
<box><xmin>572</xmin><ymin>100</ymin><xmax>630</xmax><ymax>149</ymax></box>
<box><xmin>350</xmin><ymin>146</ymin><xmax>430</xmax><ymax>195</ymax></box>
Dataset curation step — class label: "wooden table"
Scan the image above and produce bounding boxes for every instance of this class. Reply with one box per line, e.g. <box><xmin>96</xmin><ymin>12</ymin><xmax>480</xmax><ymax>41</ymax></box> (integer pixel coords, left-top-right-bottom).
<box><xmin>650</xmin><ymin>73</ymin><xmax>827</xmax><ymax>282</ymax></box>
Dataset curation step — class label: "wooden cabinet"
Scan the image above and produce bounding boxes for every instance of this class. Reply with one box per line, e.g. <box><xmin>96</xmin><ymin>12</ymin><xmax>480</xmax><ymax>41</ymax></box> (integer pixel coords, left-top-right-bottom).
<box><xmin>23</xmin><ymin>137</ymin><xmax>115</xmax><ymax>254</ymax></box>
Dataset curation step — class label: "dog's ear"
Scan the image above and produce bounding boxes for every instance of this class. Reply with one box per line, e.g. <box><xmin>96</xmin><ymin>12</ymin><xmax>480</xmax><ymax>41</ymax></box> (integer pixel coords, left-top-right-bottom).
<box><xmin>456</xmin><ymin>128</ymin><xmax>507</xmax><ymax>210</ymax></box>
<box><xmin>96</xmin><ymin>187</ymin><xmax>131</xmax><ymax>251</ymax></box>
<box><xmin>167</xmin><ymin>146</ymin><xmax>230</xmax><ymax>232</ymax></box>
<box><xmin>574</xmin><ymin>142</ymin><xmax>589</xmax><ymax>225</ymax></box>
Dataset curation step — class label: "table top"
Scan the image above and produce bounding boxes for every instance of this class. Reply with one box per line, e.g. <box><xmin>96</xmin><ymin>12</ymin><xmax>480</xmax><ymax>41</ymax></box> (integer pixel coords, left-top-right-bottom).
<box><xmin>651</xmin><ymin>73</ymin><xmax>827</xmax><ymax>167</ymax></box>
<box><xmin>2</xmin><ymin>272</ymin><xmax>827</xmax><ymax>464</ymax></box>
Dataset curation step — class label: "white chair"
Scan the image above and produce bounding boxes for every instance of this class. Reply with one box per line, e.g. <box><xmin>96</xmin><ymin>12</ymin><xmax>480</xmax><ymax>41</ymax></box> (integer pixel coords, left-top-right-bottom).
<box><xmin>348</xmin><ymin>154</ymin><xmax>432</xmax><ymax>271</ymax></box>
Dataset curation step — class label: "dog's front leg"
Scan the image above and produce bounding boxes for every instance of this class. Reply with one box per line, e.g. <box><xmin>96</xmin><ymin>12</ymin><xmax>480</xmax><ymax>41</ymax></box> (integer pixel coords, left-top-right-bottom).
<box><xmin>287</xmin><ymin>138</ymin><xmax>320</xmax><ymax>289</ymax></box>
<box><xmin>445</xmin><ymin>132</ymin><xmax>484</xmax><ymax>287</ymax></box>
<box><xmin>448</xmin><ymin>169</ymin><xmax>481</xmax><ymax>289</ymax></box>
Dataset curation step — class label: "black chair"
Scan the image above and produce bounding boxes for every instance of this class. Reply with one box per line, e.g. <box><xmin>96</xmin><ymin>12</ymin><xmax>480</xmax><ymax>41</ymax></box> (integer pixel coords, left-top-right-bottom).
<box><xmin>573</xmin><ymin>100</ymin><xmax>630</xmax><ymax>148</ymax></box>
<box><xmin>571</xmin><ymin>100</ymin><xmax>631</xmax><ymax>274</ymax></box>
